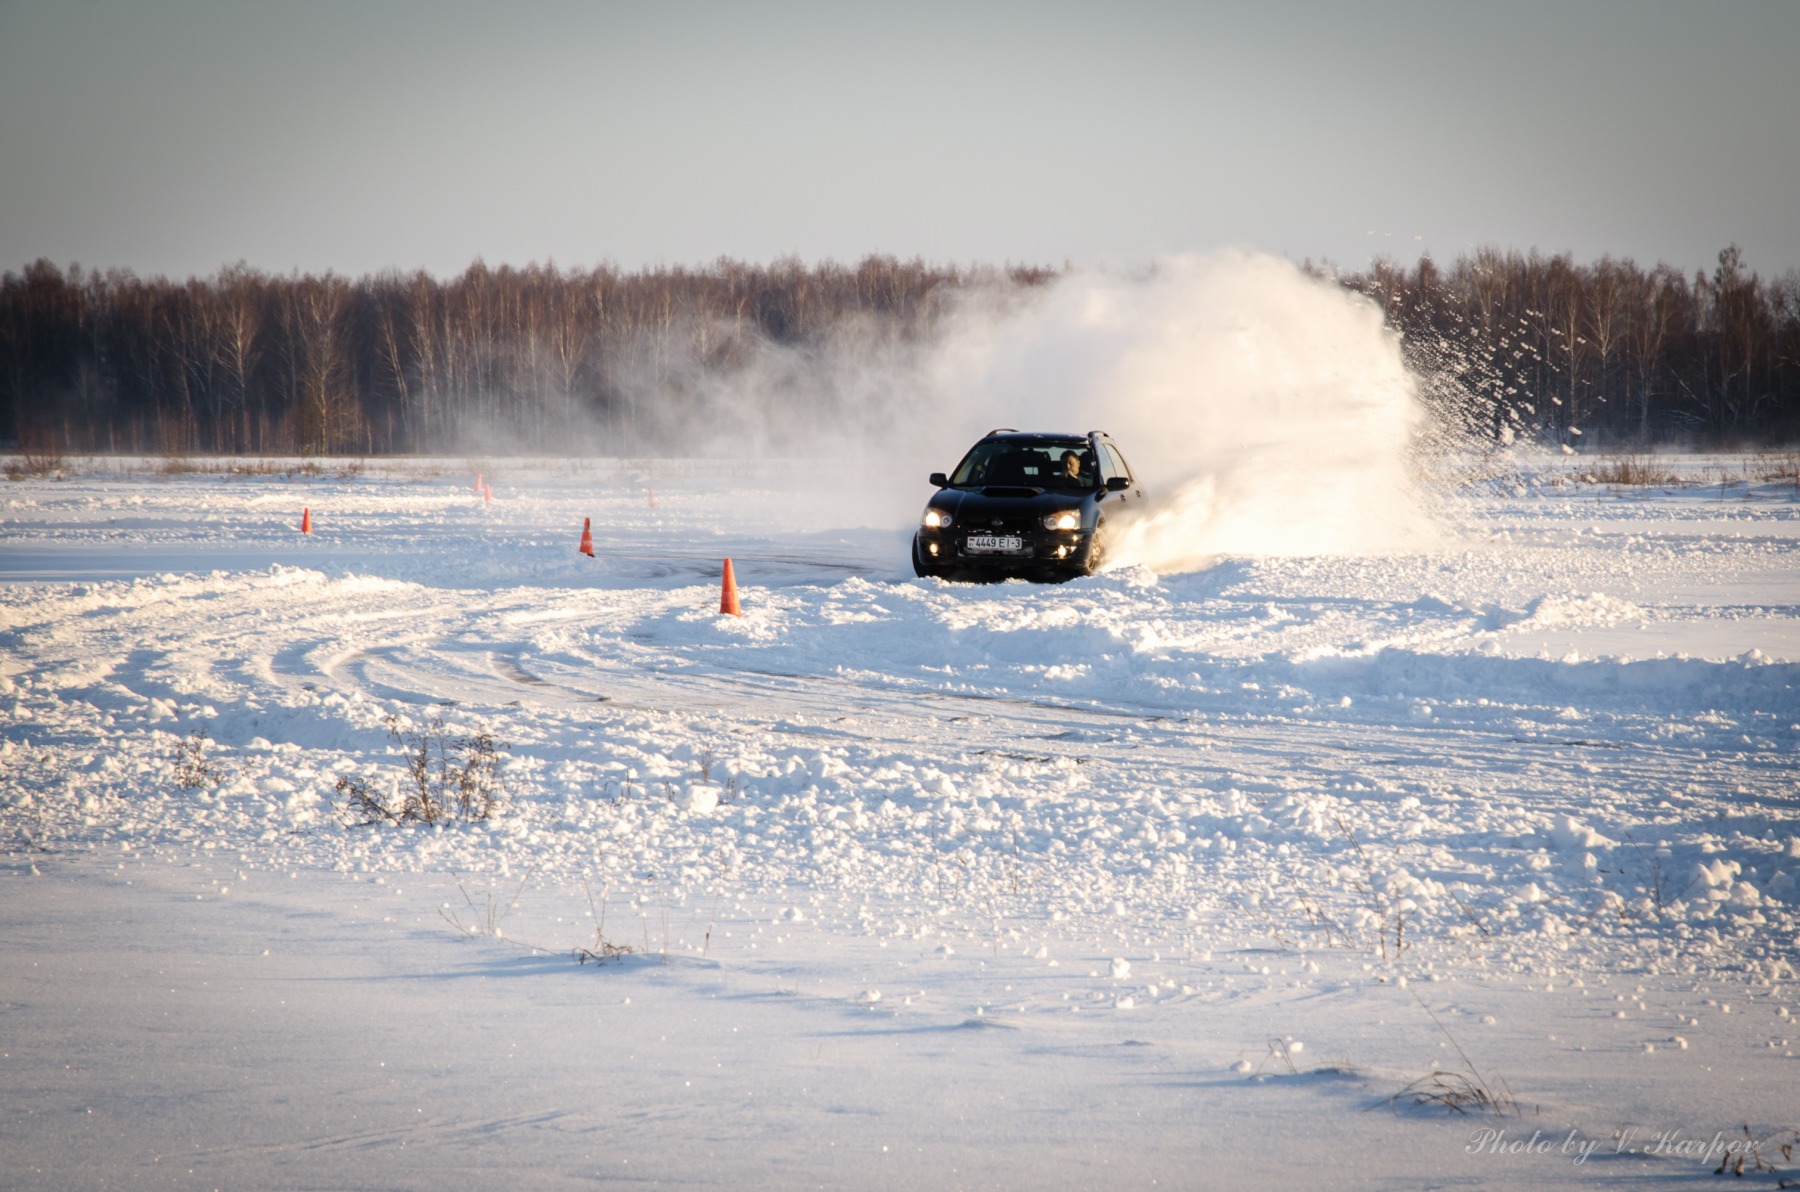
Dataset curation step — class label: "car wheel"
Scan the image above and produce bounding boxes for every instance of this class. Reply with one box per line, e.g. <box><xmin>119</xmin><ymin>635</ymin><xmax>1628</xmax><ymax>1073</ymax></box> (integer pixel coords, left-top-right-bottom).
<box><xmin>1079</xmin><ymin>528</ymin><xmax>1107</xmax><ymax>576</ymax></box>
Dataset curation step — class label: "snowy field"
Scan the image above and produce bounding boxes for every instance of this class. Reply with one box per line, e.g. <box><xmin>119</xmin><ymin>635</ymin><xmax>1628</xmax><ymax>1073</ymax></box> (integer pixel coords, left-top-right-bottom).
<box><xmin>2</xmin><ymin>453</ymin><xmax>1798</xmax><ymax>1190</ymax></box>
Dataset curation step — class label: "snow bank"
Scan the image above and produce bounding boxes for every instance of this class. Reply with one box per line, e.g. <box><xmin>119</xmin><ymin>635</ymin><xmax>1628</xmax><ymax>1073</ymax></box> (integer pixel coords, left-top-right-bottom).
<box><xmin>2</xmin><ymin>454</ymin><xmax>1797</xmax><ymax>1189</ymax></box>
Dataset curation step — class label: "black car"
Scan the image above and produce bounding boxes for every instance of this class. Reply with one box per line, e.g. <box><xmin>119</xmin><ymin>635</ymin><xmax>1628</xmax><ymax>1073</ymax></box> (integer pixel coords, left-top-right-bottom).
<box><xmin>912</xmin><ymin>429</ymin><xmax>1145</xmax><ymax>580</ymax></box>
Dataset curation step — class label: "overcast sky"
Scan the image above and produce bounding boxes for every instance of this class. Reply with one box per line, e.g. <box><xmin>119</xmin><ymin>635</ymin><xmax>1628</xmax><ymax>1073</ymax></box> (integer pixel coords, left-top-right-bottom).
<box><xmin>2</xmin><ymin>0</ymin><xmax>1796</xmax><ymax>281</ymax></box>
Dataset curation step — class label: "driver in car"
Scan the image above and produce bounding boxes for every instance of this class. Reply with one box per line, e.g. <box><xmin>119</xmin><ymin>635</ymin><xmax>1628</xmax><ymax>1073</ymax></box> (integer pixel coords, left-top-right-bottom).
<box><xmin>1060</xmin><ymin>450</ymin><xmax>1090</xmax><ymax>485</ymax></box>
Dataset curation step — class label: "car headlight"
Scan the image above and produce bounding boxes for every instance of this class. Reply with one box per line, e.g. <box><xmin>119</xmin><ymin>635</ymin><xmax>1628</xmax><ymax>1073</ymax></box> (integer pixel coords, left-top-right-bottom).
<box><xmin>1042</xmin><ymin>510</ymin><xmax>1080</xmax><ymax>531</ymax></box>
<box><xmin>921</xmin><ymin>507</ymin><xmax>952</xmax><ymax>529</ymax></box>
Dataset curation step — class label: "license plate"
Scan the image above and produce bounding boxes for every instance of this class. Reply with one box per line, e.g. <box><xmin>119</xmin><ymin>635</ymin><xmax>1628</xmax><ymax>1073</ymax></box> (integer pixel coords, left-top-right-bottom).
<box><xmin>965</xmin><ymin>534</ymin><xmax>1025</xmax><ymax>554</ymax></box>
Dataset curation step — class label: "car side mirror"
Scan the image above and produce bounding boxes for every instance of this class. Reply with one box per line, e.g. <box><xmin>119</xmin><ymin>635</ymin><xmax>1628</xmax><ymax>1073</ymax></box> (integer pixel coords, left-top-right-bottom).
<box><xmin>1106</xmin><ymin>475</ymin><xmax>1130</xmax><ymax>491</ymax></box>
<box><xmin>929</xmin><ymin>472</ymin><xmax>949</xmax><ymax>487</ymax></box>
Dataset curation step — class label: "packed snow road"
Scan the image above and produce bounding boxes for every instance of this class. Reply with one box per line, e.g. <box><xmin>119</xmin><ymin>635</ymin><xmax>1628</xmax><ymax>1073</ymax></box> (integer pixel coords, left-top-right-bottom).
<box><xmin>2</xmin><ymin>454</ymin><xmax>1798</xmax><ymax>1189</ymax></box>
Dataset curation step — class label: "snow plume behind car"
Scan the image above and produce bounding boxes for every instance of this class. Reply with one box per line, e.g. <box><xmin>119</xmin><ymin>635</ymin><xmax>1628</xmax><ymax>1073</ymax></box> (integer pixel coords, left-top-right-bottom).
<box><xmin>927</xmin><ymin>251</ymin><xmax>1440</xmax><ymax>572</ymax></box>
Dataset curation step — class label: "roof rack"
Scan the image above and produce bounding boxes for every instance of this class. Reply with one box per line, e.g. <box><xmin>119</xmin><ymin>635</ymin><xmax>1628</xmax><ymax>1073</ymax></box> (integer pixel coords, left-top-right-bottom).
<box><xmin>1087</xmin><ymin>429</ymin><xmax>1109</xmax><ymax>438</ymax></box>
<box><xmin>985</xmin><ymin>427</ymin><xmax>1018</xmax><ymax>436</ymax></box>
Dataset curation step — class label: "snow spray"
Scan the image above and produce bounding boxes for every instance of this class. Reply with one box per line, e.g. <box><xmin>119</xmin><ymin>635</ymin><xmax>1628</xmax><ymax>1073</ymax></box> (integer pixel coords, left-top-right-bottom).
<box><xmin>927</xmin><ymin>251</ymin><xmax>1438</xmax><ymax>571</ymax></box>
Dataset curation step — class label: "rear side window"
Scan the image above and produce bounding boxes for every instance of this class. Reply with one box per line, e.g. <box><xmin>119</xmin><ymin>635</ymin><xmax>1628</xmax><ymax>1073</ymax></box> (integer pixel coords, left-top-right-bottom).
<box><xmin>1099</xmin><ymin>444</ymin><xmax>1129</xmax><ymax>485</ymax></box>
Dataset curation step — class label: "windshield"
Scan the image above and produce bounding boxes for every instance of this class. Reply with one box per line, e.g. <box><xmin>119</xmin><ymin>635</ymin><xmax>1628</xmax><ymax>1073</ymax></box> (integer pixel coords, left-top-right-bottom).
<box><xmin>950</xmin><ymin>441</ymin><xmax>1095</xmax><ymax>491</ymax></box>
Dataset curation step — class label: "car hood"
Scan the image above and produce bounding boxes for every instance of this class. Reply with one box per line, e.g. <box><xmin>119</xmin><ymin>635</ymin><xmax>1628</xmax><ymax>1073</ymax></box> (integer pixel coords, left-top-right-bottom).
<box><xmin>934</xmin><ymin>487</ymin><xmax>1087</xmax><ymax>519</ymax></box>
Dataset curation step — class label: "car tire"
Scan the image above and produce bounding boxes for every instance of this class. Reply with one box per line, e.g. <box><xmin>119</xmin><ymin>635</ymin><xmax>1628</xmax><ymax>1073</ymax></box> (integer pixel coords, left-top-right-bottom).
<box><xmin>1079</xmin><ymin>528</ymin><xmax>1107</xmax><ymax>576</ymax></box>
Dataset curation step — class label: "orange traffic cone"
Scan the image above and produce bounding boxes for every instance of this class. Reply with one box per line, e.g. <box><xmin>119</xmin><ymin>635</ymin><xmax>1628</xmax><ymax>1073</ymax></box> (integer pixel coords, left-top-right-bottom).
<box><xmin>483</xmin><ymin>482</ymin><xmax>493</xmax><ymax>503</ymax></box>
<box><xmin>578</xmin><ymin>517</ymin><xmax>595</xmax><ymax>557</ymax></box>
<box><xmin>647</xmin><ymin>487</ymin><xmax>659</xmax><ymax>509</ymax></box>
<box><xmin>719</xmin><ymin>558</ymin><xmax>742</xmax><ymax>617</ymax></box>
<box><xmin>475</xmin><ymin>472</ymin><xmax>483</xmax><ymax>492</ymax></box>
<box><xmin>300</xmin><ymin>507</ymin><xmax>312</xmax><ymax>534</ymax></box>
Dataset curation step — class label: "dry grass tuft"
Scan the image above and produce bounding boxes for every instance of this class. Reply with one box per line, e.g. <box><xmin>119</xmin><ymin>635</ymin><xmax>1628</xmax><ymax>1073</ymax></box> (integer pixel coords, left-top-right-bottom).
<box><xmin>1392</xmin><ymin>987</ymin><xmax>1530</xmax><ymax>1117</ymax></box>
<box><xmin>1393</xmin><ymin>1068</ymin><xmax>1520</xmax><ymax>1116</ymax></box>
<box><xmin>573</xmin><ymin>882</ymin><xmax>636</xmax><ymax>965</ymax></box>
<box><xmin>174</xmin><ymin>729</ymin><xmax>225</xmax><ymax>790</ymax></box>
<box><xmin>337</xmin><ymin>713</ymin><xmax>506</xmax><ymax>826</ymax></box>
<box><xmin>4</xmin><ymin>430</ymin><xmax>67</xmax><ymax>481</ymax></box>
<box><xmin>1749</xmin><ymin>451</ymin><xmax>1800</xmax><ymax>488</ymax></box>
<box><xmin>1581</xmin><ymin>455</ymin><xmax>1680</xmax><ymax>486</ymax></box>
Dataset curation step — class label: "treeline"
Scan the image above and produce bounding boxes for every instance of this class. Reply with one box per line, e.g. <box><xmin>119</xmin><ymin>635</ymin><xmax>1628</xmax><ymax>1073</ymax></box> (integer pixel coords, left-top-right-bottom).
<box><xmin>0</xmin><ymin>255</ymin><xmax>1051</xmax><ymax>455</ymax></box>
<box><xmin>3</xmin><ymin>248</ymin><xmax>1797</xmax><ymax>455</ymax></box>
<box><xmin>1338</xmin><ymin>246</ymin><xmax>1800</xmax><ymax>446</ymax></box>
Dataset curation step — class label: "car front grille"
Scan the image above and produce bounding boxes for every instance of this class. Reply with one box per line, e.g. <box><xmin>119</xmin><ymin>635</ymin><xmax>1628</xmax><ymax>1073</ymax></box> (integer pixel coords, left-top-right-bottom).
<box><xmin>964</xmin><ymin>516</ymin><xmax>1036</xmax><ymax>536</ymax></box>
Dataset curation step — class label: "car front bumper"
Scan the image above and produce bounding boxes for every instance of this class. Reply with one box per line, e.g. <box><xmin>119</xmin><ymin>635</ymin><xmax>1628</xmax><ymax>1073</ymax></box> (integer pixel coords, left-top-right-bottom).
<box><xmin>915</xmin><ymin>528</ymin><xmax>1092</xmax><ymax>569</ymax></box>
